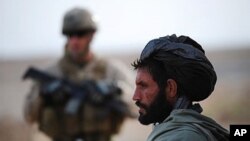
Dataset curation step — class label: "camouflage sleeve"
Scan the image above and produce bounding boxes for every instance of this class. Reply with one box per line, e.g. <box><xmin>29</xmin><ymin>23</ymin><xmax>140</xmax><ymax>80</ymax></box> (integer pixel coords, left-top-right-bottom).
<box><xmin>105</xmin><ymin>59</ymin><xmax>137</xmax><ymax>116</ymax></box>
<box><xmin>24</xmin><ymin>82</ymin><xmax>43</xmax><ymax>124</ymax></box>
<box><xmin>106</xmin><ymin>60</ymin><xmax>132</xmax><ymax>91</ymax></box>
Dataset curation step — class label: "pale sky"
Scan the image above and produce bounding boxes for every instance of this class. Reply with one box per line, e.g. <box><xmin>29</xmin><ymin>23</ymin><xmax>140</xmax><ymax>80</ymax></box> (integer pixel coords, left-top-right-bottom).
<box><xmin>1</xmin><ymin>0</ymin><xmax>250</xmax><ymax>59</ymax></box>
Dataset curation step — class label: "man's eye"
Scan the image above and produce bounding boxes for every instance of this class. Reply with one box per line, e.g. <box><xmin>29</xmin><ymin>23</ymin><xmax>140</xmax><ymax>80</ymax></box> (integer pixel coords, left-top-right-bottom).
<box><xmin>140</xmin><ymin>83</ymin><xmax>147</xmax><ymax>88</ymax></box>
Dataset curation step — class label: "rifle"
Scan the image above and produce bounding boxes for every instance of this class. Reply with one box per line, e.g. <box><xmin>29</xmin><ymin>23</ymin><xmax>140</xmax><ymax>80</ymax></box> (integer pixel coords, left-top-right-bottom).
<box><xmin>23</xmin><ymin>67</ymin><xmax>123</xmax><ymax>116</ymax></box>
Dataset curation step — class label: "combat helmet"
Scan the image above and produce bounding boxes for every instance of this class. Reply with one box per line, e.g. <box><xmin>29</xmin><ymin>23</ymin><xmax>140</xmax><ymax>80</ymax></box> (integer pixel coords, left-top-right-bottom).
<box><xmin>62</xmin><ymin>7</ymin><xmax>97</xmax><ymax>35</ymax></box>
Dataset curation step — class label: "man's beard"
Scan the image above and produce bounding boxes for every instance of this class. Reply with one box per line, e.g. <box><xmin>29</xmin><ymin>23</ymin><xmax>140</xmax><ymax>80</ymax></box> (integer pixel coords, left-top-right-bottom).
<box><xmin>136</xmin><ymin>89</ymin><xmax>173</xmax><ymax>125</ymax></box>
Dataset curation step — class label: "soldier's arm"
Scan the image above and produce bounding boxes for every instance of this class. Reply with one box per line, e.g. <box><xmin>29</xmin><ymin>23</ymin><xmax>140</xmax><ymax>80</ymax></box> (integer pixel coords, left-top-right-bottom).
<box><xmin>106</xmin><ymin>59</ymin><xmax>134</xmax><ymax>91</ymax></box>
<box><xmin>23</xmin><ymin>64</ymin><xmax>61</xmax><ymax>124</ymax></box>
<box><xmin>24</xmin><ymin>82</ymin><xmax>43</xmax><ymax>124</ymax></box>
<box><xmin>106</xmin><ymin>59</ymin><xmax>137</xmax><ymax>115</ymax></box>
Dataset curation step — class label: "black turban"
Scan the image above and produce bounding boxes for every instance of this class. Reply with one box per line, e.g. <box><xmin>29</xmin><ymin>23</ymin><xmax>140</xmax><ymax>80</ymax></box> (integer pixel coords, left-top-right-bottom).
<box><xmin>140</xmin><ymin>34</ymin><xmax>217</xmax><ymax>101</ymax></box>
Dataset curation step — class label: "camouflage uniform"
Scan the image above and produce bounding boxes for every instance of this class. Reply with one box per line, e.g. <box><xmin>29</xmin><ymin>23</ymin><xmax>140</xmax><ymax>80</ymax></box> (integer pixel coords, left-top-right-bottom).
<box><xmin>24</xmin><ymin>51</ymin><xmax>134</xmax><ymax>141</ymax></box>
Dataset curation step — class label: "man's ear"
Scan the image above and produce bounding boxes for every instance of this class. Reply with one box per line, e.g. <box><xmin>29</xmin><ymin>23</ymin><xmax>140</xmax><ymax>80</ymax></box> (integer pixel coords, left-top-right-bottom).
<box><xmin>165</xmin><ymin>79</ymin><xmax>177</xmax><ymax>102</ymax></box>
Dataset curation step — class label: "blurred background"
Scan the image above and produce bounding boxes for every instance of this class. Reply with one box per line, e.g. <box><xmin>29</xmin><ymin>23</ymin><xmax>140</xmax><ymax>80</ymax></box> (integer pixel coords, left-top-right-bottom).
<box><xmin>0</xmin><ymin>0</ymin><xmax>250</xmax><ymax>141</ymax></box>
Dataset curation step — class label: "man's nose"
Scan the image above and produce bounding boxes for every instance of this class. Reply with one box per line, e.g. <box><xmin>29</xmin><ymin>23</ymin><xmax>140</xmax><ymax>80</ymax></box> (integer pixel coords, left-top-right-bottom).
<box><xmin>132</xmin><ymin>89</ymin><xmax>140</xmax><ymax>101</ymax></box>
<box><xmin>69</xmin><ymin>36</ymin><xmax>79</xmax><ymax>42</ymax></box>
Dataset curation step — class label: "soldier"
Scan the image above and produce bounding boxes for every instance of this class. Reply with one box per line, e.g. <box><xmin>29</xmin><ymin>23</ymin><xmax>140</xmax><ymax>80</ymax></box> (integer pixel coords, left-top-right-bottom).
<box><xmin>24</xmin><ymin>7</ymin><xmax>134</xmax><ymax>141</ymax></box>
<box><xmin>132</xmin><ymin>34</ymin><xmax>229</xmax><ymax>141</ymax></box>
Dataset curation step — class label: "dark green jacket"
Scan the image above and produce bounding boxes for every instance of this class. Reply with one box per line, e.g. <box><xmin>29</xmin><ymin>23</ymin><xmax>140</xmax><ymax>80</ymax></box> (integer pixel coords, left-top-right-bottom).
<box><xmin>147</xmin><ymin>109</ymin><xmax>229</xmax><ymax>141</ymax></box>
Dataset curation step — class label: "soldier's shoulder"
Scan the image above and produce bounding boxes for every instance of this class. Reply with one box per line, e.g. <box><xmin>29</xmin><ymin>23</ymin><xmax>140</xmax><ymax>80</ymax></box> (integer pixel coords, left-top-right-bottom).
<box><xmin>44</xmin><ymin>61</ymin><xmax>63</xmax><ymax>77</ymax></box>
<box><xmin>92</xmin><ymin>56</ymin><xmax>108</xmax><ymax>65</ymax></box>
